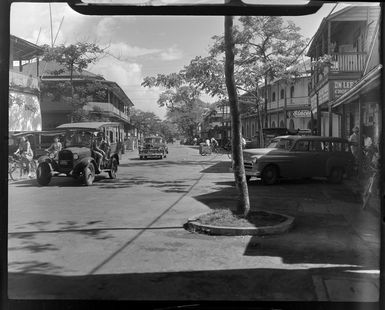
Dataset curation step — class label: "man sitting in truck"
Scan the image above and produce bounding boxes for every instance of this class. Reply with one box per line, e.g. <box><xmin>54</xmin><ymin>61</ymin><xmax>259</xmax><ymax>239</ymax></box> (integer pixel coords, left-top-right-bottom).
<box><xmin>92</xmin><ymin>132</ymin><xmax>107</xmax><ymax>171</ymax></box>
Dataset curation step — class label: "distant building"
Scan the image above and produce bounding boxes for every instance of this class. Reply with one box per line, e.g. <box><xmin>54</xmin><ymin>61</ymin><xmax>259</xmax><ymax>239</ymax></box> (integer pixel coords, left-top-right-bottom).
<box><xmin>200</xmin><ymin>102</ymin><xmax>231</xmax><ymax>142</ymax></box>
<box><xmin>9</xmin><ymin>35</ymin><xmax>44</xmax><ymax>131</ymax></box>
<box><xmin>240</xmin><ymin>61</ymin><xmax>311</xmax><ymax>141</ymax></box>
<box><xmin>306</xmin><ymin>5</ymin><xmax>380</xmax><ymax>137</ymax></box>
<box><xmin>22</xmin><ymin>60</ymin><xmax>135</xmax><ymax>141</ymax></box>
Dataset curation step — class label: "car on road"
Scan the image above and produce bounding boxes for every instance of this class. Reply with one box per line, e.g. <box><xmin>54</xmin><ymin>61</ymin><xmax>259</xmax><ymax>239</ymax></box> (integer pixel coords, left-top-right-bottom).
<box><xmin>243</xmin><ymin>135</ymin><xmax>355</xmax><ymax>185</ymax></box>
<box><xmin>36</xmin><ymin>122</ymin><xmax>124</xmax><ymax>186</ymax></box>
<box><xmin>139</xmin><ymin>135</ymin><xmax>168</xmax><ymax>159</ymax></box>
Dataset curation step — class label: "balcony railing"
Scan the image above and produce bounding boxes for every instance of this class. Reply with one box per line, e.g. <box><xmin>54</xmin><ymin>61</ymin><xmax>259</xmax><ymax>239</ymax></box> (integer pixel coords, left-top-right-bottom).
<box><xmin>330</xmin><ymin>52</ymin><xmax>366</xmax><ymax>72</ymax></box>
<box><xmin>9</xmin><ymin>70</ymin><xmax>40</xmax><ymax>91</ymax></box>
<box><xmin>85</xmin><ymin>102</ymin><xmax>130</xmax><ymax>122</ymax></box>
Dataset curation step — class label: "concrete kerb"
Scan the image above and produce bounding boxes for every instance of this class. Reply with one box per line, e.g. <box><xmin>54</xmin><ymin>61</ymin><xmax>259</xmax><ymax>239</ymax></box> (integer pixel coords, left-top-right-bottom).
<box><xmin>185</xmin><ymin>210</ymin><xmax>295</xmax><ymax>236</ymax></box>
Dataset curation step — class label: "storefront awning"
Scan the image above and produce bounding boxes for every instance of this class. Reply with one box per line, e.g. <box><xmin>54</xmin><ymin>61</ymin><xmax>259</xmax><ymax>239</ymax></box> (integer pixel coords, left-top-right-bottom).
<box><xmin>331</xmin><ymin>64</ymin><xmax>382</xmax><ymax>108</ymax></box>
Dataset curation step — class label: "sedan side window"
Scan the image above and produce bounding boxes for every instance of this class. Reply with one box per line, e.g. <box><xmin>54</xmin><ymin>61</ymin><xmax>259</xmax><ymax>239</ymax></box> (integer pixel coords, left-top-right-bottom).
<box><xmin>293</xmin><ymin>140</ymin><xmax>310</xmax><ymax>151</ymax></box>
<box><xmin>310</xmin><ymin>141</ymin><xmax>323</xmax><ymax>152</ymax></box>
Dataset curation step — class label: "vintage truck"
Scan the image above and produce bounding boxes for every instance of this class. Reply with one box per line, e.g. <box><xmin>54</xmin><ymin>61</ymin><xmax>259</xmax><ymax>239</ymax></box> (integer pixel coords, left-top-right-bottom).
<box><xmin>139</xmin><ymin>136</ymin><xmax>168</xmax><ymax>159</ymax></box>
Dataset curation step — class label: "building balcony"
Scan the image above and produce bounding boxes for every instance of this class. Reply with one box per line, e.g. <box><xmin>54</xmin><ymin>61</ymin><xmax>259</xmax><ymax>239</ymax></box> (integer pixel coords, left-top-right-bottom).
<box><xmin>330</xmin><ymin>52</ymin><xmax>366</xmax><ymax>72</ymax></box>
<box><xmin>84</xmin><ymin>102</ymin><xmax>130</xmax><ymax>123</ymax></box>
<box><xmin>310</xmin><ymin>52</ymin><xmax>366</xmax><ymax>92</ymax></box>
<box><xmin>9</xmin><ymin>70</ymin><xmax>40</xmax><ymax>91</ymax></box>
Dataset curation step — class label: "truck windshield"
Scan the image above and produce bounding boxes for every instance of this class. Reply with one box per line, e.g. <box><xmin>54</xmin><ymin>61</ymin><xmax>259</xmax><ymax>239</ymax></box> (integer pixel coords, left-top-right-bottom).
<box><xmin>267</xmin><ymin>138</ymin><xmax>294</xmax><ymax>150</ymax></box>
<box><xmin>65</xmin><ymin>131</ymin><xmax>92</xmax><ymax>147</ymax></box>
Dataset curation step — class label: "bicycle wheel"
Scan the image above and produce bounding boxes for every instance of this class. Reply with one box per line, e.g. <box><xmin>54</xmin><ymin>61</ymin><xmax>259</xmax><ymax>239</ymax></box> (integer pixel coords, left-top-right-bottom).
<box><xmin>9</xmin><ymin>162</ymin><xmax>21</xmax><ymax>180</ymax></box>
<box><xmin>8</xmin><ymin>162</ymin><xmax>16</xmax><ymax>181</ymax></box>
<box><xmin>362</xmin><ymin>176</ymin><xmax>374</xmax><ymax>209</ymax></box>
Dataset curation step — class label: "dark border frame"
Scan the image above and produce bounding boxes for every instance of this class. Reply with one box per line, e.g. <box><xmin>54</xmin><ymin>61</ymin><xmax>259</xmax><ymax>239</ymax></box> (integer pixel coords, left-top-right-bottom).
<box><xmin>1</xmin><ymin>1</ymin><xmax>383</xmax><ymax>310</ymax></box>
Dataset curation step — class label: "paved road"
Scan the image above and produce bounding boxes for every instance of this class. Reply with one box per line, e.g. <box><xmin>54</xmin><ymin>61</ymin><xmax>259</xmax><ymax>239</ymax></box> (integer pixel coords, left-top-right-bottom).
<box><xmin>8</xmin><ymin>143</ymin><xmax>381</xmax><ymax>301</ymax></box>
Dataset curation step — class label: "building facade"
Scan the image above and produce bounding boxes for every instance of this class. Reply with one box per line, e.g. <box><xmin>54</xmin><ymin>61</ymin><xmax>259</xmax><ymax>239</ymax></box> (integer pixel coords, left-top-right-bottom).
<box><xmin>9</xmin><ymin>35</ymin><xmax>43</xmax><ymax>132</ymax></box>
<box><xmin>241</xmin><ymin>73</ymin><xmax>311</xmax><ymax>141</ymax></box>
<box><xmin>200</xmin><ymin>102</ymin><xmax>231</xmax><ymax>143</ymax></box>
<box><xmin>22</xmin><ymin>60</ymin><xmax>135</xmax><ymax>143</ymax></box>
<box><xmin>307</xmin><ymin>5</ymin><xmax>380</xmax><ymax>137</ymax></box>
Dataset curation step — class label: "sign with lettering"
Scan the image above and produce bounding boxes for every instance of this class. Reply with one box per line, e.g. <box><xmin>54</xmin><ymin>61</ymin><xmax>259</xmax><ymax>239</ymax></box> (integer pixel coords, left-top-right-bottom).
<box><xmin>310</xmin><ymin>83</ymin><xmax>329</xmax><ymax>112</ymax></box>
<box><xmin>334</xmin><ymin>80</ymin><xmax>356</xmax><ymax>99</ymax></box>
<box><xmin>287</xmin><ymin>110</ymin><xmax>311</xmax><ymax>118</ymax></box>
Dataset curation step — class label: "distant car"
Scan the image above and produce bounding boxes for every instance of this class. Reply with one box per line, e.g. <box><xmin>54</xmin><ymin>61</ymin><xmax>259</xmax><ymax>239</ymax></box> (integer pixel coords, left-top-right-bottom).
<box><xmin>36</xmin><ymin>122</ymin><xmax>124</xmax><ymax>186</ymax></box>
<box><xmin>139</xmin><ymin>136</ymin><xmax>168</xmax><ymax>159</ymax></box>
<box><xmin>243</xmin><ymin>135</ymin><xmax>355</xmax><ymax>185</ymax></box>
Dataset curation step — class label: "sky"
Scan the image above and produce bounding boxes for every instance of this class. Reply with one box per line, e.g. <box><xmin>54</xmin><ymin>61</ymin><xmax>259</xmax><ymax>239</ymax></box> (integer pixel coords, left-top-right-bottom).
<box><xmin>10</xmin><ymin>1</ymin><xmax>373</xmax><ymax>119</ymax></box>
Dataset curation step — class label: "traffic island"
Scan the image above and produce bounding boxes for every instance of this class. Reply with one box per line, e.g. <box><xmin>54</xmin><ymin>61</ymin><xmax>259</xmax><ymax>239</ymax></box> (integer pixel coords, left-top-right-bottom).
<box><xmin>185</xmin><ymin>209</ymin><xmax>294</xmax><ymax>236</ymax></box>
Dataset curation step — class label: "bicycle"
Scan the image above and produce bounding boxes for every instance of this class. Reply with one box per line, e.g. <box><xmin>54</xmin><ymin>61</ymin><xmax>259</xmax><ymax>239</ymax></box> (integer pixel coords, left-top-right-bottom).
<box><xmin>362</xmin><ymin>164</ymin><xmax>379</xmax><ymax>209</ymax></box>
<box><xmin>8</xmin><ymin>154</ymin><xmax>37</xmax><ymax>181</ymax></box>
<box><xmin>212</xmin><ymin>142</ymin><xmax>232</xmax><ymax>159</ymax></box>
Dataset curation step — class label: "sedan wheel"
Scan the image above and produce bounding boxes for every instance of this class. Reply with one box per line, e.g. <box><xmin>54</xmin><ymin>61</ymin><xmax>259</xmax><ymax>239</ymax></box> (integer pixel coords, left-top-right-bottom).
<box><xmin>261</xmin><ymin>165</ymin><xmax>278</xmax><ymax>185</ymax></box>
<box><xmin>328</xmin><ymin>167</ymin><xmax>343</xmax><ymax>184</ymax></box>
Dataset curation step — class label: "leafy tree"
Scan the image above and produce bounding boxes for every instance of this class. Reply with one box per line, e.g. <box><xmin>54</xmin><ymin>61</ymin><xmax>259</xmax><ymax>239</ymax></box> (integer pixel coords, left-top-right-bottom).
<box><xmin>141</xmin><ymin>76</ymin><xmax>209</xmax><ymax>138</ymax></box>
<box><xmin>42</xmin><ymin>42</ymin><xmax>104</xmax><ymax>121</ymax></box>
<box><xmin>130</xmin><ymin>109</ymin><xmax>163</xmax><ymax>137</ymax></box>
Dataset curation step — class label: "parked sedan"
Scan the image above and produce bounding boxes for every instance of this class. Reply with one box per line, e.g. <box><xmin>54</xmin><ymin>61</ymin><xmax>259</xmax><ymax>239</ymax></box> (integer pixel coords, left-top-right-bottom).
<box><xmin>243</xmin><ymin>135</ymin><xmax>355</xmax><ymax>185</ymax></box>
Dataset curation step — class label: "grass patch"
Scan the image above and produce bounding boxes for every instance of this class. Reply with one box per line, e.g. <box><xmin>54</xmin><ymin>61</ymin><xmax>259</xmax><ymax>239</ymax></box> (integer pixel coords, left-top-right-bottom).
<box><xmin>196</xmin><ymin>209</ymin><xmax>287</xmax><ymax>228</ymax></box>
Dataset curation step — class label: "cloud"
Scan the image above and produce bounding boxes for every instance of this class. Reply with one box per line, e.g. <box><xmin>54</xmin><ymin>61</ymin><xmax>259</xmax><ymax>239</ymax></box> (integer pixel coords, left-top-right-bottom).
<box><xmin>160</xmin><ymin>45</ymin><xmax>183</xmax><ymax>61</ymax></box>
<box><xmin>88</xmin><ymin>56</ymin><xmax>166</xmax><ymax>118</ymax></box>
<box><xmin>107</xmin><ymin>42</ymin><xmax>161</xmax><ymax>59</ymax></box>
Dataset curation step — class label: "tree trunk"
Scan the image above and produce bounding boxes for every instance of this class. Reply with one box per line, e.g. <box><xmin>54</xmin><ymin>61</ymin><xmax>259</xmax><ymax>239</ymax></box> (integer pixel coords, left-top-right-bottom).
<box><xmin>264</xmin><ymin>75</ymin><xmax>268</xmax><ymax>128</ymax></box>
<box><xmin>224</xmin><ymin>15</ymin><xmax>250</xmax><ymax>217</ymax></box>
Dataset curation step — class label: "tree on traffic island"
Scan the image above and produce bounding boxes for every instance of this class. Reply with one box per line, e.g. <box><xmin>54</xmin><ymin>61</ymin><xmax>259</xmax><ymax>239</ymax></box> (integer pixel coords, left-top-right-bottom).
<box><xmin>224</xmin><ymin>15</ymin><xmax>250</xmax><ymax>217</ymax></box>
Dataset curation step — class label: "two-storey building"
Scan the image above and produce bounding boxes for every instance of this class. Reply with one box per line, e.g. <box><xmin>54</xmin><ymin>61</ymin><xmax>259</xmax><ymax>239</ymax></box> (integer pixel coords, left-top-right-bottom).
<box><xmin>241</xmin><ymin>63</ymin><xmax>311</xmax><ymax>142</ymax></box>
<box><xmin>9</xmin><ymin>35</ymin><xmax>44</xmax><ymax>132</ymax></box>
<box><xmin>307</xmin><ymin>5</ymin><xmax>380</xmax><ymax>137</ymax></box>
<box><xmin>22</xmin><ymin>60</ymin><xmax>135</xmax><ymax>141</ymax></box>
<box><xmin>200</xmin><ymin>102</ymin><xmax>231</xmax><ymax>143</ymax></box>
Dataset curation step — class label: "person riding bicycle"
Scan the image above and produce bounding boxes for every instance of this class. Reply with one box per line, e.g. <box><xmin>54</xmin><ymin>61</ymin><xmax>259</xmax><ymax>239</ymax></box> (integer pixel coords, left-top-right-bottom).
<box><xmin>45</xmin><ymin>136</ymin><xmax>62</xmax><ymax>158</ymax></box>
<box><xmin>14</xmin><ymin>136</ymin><xmax>34</xmax><ymax>178</ymax></box>
<box><xmin>210</xmin><ymin>137</ymin><xmax>219</xmax><ymax>151</ymax></box>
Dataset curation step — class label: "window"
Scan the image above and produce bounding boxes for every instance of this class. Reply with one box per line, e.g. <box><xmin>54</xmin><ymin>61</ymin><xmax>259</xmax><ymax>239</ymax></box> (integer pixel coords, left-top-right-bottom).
<box><xmin>272</xmin><ymin>92</ymin><xmax>276</xmax><ymax>101</ymax></box>
<box><xmin>309</xmin><ymin>141</ymin><xmax>323</xmax><ymax>152</ymax></box>
<box><xmin>280</xmin><ymin>89</ymin><xmax>285</xmax><ymax>99</ymax></box>
<box><xmin>293</xmin><ymin>140</ymin><xmax>310</xmax><ymax>151</ymax></box>
<box><xmin>331</xmin><ymin>142</ymin><xmax>343</xmax><ymax>152</ymax></box>
<box><xmin>289</xmin><ymin>119</ymin><xmax>295</xmax><ymax>129</ymax></box>
<box><xmin>290</xmin><ymin>86</ymin><xmax>295</xmax><ymax>98</ymax></box>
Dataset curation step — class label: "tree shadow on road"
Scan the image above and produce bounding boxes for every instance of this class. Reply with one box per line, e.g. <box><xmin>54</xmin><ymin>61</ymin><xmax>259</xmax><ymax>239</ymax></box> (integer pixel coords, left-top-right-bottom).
<box><xmin>192</xmin><ymin>181</ymin><xmax>379</xmax><ymax>269</ymax></box>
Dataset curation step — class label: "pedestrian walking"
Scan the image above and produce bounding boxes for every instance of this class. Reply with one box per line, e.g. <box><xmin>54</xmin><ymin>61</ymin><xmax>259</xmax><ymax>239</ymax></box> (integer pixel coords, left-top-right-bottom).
<box><xmin>348</xmin><ymin>126</ymin><xmax>359</xmax><ymax>159</ymax></box>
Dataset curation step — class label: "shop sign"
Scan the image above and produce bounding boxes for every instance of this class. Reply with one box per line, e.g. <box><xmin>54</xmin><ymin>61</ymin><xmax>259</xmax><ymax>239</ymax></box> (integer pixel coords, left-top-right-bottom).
<box><xmin>334</xmin><ymin>80</ymin><xmax>356</xmax><ymax>99</ymax></box>
<box><xmin>310</xmin><ymin>83</ymin><xmax>329</xmax><ymax>111</ymax></box>
<box><xmin>292</xmin><ymin>110</ymin><xmax>311</xmax><ymax>118</ymax></box>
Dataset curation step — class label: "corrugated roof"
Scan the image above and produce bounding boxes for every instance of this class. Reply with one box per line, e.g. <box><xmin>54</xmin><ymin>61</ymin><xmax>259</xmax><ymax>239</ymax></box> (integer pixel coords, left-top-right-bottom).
<box><xmin>20</xmin><ymin>60</ymin><xmax>102</xmax><ymax>79</ymax></box>
<box><xmin>10</xmin><ymin>35</ymin><xmax>44</xmax><ymax>60</ymax></box>
<box><xmin>57</xmin><ymin>122</ymin><xmax>122</xmax><ymax>130</ymax></box>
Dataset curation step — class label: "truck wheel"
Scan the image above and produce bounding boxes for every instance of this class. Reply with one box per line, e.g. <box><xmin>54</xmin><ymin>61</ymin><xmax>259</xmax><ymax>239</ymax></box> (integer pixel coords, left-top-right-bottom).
<box><xmin>83</xmin><ymin>163</ymin><xmax>95</xmax><ymax>186</ymax></box>
<box><xmin>328</xmin><ymin>167</ymin><xmax>343</xmax><ymax>184</ymax></box>
<box><xmin>261</xmin><ymin>165</ymin><xmax>278</xmax><ymax>185</ymax></box>
<box><xmin>108</xmin><ymin>158</ymin><xmax>118</xmax><ymax>179</ymax></box>
<box><xmin>36</xmin><ymin>163</ymin><xmax>51</xmax><ymax>186</ymax></box>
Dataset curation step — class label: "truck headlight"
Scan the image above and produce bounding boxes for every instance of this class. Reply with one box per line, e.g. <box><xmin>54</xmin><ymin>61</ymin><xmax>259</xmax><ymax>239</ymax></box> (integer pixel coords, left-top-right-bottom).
<box><xmin>73</xmin><ymin>154</ymin><xmax>79</xmax><ymax>160</ymax></box>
